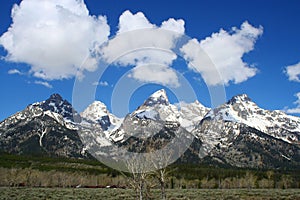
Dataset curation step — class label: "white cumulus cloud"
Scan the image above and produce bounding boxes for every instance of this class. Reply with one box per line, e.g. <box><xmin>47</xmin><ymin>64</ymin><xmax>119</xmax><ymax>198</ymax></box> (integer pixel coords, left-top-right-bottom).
<box><xmin>181</xmin><ymin>21</ymin><xmax>263</xmax><ymax>86</ymax></box>
<box><xmin>161</xmin><ymin>18</ymin><xmax>185</xmax><ymax>34</ymax></box>
<box><xmin>117</xmin><ymin>10</ymin><xmax>154</xmax><ymax>34</ymax></box>
<box><xmin>285</xmin><ymin>92</ymin><xmax>300</xmax><ymax>114</ymax></box>
<box><xmin>128</xmin><ymin>64</ymin><xmax>180</xmax><ymax>88</ymax></box>
<box><xmin>0</xmin><ymin>0</ymin><xmax>110</xmax><ymax>80</ymax></box>
<box><xmin>285</xmin><ymin>62</ymin><xmax>300</xmax><ymax>82</ymax></box>
<box><xmin>34</xmin><ymin>81</ymin><xmax>53</xmax><ymax>89</ymax></box>
<box><xmin>100</xmin><ymin>10</ymin><xmax>184</xmax><ymax>88</ymax></box>
<box><xmin>8</xmin><ymin>69</ymin><xmax>23</xmax><ymax>75</ymax></box>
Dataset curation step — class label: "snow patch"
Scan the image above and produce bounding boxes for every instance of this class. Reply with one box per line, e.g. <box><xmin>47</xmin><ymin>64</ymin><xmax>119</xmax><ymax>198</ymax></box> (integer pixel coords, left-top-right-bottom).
<box><xmin>135</xmin><ymin>109</ymin><xmax>158</xmax><ymax>120</ymax></box>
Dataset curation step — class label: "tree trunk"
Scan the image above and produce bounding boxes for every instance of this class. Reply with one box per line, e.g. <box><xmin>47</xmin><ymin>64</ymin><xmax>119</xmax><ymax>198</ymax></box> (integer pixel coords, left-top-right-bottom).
<box><xmin>139</xmin><ymin>181</ymin><xmax>143</xmax><ymax>200</ymax></box>
<box><xmin>161</xmin><ymin>182</ymin><xmax>166</xmax><ymax>200</ymax></box>
<box><xmin>136</xmin><ymin>188</ymin><xmax>139</xmax><ymax>200</ymax></box>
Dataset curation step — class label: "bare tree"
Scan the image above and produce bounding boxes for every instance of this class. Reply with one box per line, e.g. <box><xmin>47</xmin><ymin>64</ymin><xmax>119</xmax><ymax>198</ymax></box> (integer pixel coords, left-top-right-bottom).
<box><xmin>144</xmin><ymin>140</ymin><xmax>181</xmax><ymax>200</ymax></box>
<box><xmin>124</xmin><ymin>156</ymin><xmax>153</xmax><ymax>200</ymax></box>
<box><xmin>37</xmin><ymin>120</ymin><xmax>48</xmax><ymax>148</ymax></box>
<box><xmin>151</xmin><ymin>152</ymin><xmax>174</xmax><ymax>200</ymax></box>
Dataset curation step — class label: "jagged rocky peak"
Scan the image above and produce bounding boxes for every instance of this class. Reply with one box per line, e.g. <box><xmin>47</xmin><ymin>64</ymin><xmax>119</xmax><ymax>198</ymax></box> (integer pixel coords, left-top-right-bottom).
<box><xmin>80</xmin><ymin>100</ymin><xmax>122</xmax><ymax>131</ymax></box>
<box><xmin>143</xmin><ymin>89</ymin><xmax>169</xmax><ymax>106</ymax></box>
<box><xmin>204</xmin><ymin>93</ymin><xmax>300</xmax><ymax>144</ymax></box>
<box><xmin>227</xmin><ymin>94</ymin><xmax>252</xmax><ymax>104</ymax></box>
<box><xmin>131</xmin><ymin>89</ymin><xmax>181</xmax><ymax>122</ymax></box>
<box><xmin>81</xmin><ymin>101</ymin><xmax>109</xmax><ymax>122</ymax></box>
<box><xmin>40</xmin><ymin>93</ymin><xmax>68</xmax><ymax>109</ymax></box>
<box><xmin>49</xmin><ymin>93</ymin><xmax>63</xmax><ymax>101</ymax></box>
<box><xmin>38</xmin><ymin>93</ymin><xmax>79</xmax><ymax>121</ymax></box>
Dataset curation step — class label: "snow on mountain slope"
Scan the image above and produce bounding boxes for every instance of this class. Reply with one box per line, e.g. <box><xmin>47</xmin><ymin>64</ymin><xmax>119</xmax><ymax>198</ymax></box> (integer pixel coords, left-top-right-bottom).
<box><xmin>0</xmin><ymin>102</ymin><xmax>85</xmax><ymax>157</ymax></box>
<box><xmin>135</xmin><ymin>109</ymin><xmax>159</xmax><ymax>120</ymax></box>
<box><xmin>132</xmin><ymin>89</ymin><xmax>181</xmax><ymax>122</ymax></box>
<box><xmin>44</xmin><ymin>110</ymin><xmax>78</xmax><ymax>130</ymax></box>
<box><xmin>0</xmin><ymin>105</ymin><xmax>43</xmax><ymax>130</ymax></box>
<box><xmin>143</xmin><ymin>89</ymin><xmax>169</xmax><ymax>106</ymax></box>
<box><xmin>80</xmin><ymin>101</ymin><xmax>122</xmax><ymax>132</ymax></box>
<box><xmin>109</xmin><ymin>89</ymin><xmax>181</xmax><ymax>143</ymax></box>
<box><xmin>179</xmin><ymin>100</ymin><xmax>210</xmax><ymax>131</ymax></box>
<box><xmin>81</xmin><ymin>101</ymin><xmax>110</xmax><ymax>125</ymax></box>
<box><xmin>36</xmin><ymin>93</ymin><xmax>80</xmax><ymax>122</ymax></box>
<box><xmin>204</xmin><ymin>94</ymin><xmax>300</xmax><ymax>143</ymax></box>
<box><xmin>0</xmin><ymin>95</ymin><xmax>79</xmax><ymax>133</ymax></box>
<box><xmin>1</xmin><ymin>91</ymin><xmax>300</xmax><ymax>169</ymax></box>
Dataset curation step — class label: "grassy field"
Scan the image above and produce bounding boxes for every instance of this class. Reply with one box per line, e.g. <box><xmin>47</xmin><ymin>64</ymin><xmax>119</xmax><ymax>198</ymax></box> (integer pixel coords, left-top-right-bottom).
<box><xmin>0</xmin><ymin>188</ymin><xmax>299</xmax><ymax>200</ymax></box>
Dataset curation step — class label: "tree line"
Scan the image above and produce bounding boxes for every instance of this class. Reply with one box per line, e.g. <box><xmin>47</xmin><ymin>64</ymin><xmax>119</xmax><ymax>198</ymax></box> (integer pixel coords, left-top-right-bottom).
<box><xmin>0</xmin><ymin>153</ymin><xmax>300</xmax><ymax>200</ymax></box>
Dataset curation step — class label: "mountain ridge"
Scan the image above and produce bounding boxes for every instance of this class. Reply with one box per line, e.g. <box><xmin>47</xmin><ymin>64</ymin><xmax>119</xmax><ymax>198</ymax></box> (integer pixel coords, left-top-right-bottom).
<box><xmin>0</xmin><ymin>91</ymin><xmax>299</xmax><ymax>169</ymax></box>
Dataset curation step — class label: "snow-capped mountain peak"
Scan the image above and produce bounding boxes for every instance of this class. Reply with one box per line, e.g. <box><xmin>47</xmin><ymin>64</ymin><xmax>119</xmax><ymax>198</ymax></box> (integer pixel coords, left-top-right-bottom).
<box><xmin>32</xmin><ymin>93</ymin><xmax>80</xmax><ymax>122</ymax></box>
<box><xmin>228</xmin><ymin>94</ymin><xmax>252</xmax><ymax>104</ymax></box>
<box><xmin>132</xmin><ymin>89</ymin><xmax>181</xmax><ymax>122</ymax></box>
<box><xmin>143</xmin><ymin>89</ymin><xmax>169</xmax><ymax>106</ymax></box>
<box><xmin>204</xmin><ymin>94</ymin><xmax>300</xmax><ymax>144</ymax></box>
<box><xmin>80</xmin><ymin>101</ymin><xmax>122</xmax><ymax>131</ymax></box>
<box><xmin>81</xmin><ymin>101</ymin><xmax>109</xmax><ymax>122</ymax></box>
<box><xmin>150</xmin><ymin>89</ymin><xmax>168</xmax><ymax>99</ymax></box>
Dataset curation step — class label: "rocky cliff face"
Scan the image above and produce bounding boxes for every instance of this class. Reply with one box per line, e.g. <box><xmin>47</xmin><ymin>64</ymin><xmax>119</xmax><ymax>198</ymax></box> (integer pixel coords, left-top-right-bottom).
<box><xmin>0</xmin><ymin>102</ymin><xmax>84</xmax><ymax>158</ymax></box>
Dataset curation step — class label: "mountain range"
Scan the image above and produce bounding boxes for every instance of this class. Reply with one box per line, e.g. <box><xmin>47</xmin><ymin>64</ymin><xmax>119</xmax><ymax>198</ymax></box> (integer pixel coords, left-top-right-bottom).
<box><xmin>0</xmin><ymin>89</ymin><xmax>299</xmax><ymax>169</ymax></box>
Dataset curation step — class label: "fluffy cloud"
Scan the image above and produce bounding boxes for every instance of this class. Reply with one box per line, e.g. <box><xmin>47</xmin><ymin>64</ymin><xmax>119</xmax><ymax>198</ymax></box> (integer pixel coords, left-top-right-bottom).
<box><xmin>285</xmin><ymin>92</ymin><xmax>300</xmax><ymax>114</ymax></box>
<box><xmin>117</xmin><ymin>10</ymin><xmax>154</xmax><ymax>34</ymax></box>
<box><xmin>100</xmin><ymin>10</ymin><xmax>184</xmax><ymax>87</ymax></box>
<box><xmin>0</xmin><ymin>0</ymin><xmax>110</xmax><ymax>80</ymax></box>
<box><xmin>1</xmin><ymin>3</ymin><xmax>262</xmax><ymax>89</ymax></box>
<box><xmin>34</xmin><ymin>81</ymin><xmax>53</xmax><ymax>89</ymax></box>
<box><xmin>8</xmin><ymin>69</ymin><xmax>23</xmax><ymax>75</ymax></box>
<box><xmin>161</xmin><ymin>18</ymin><xmax>185</xmax><ymax>34</ymax></box>
<box><xmin>285</xmin><ymin>62</ymin><xmax>300</xmax><ymax>82</ymax></box>
<box><xmin>181</xmin><ymin>21</ymin><xmax>263</xmax><ymax>86</ymax></box>
<box><xmin>101</xmin><ymin>10</ymin><xmax>184</xmax><ymax>65</ymax></box>
<box><xmin>128</xmin><ymin>64</ymin><xmax>180</xmax><ymax>87</ymax></box>
<box><xmin>284</xmin><ymin>62</ymin><xmax>300</xmax><ymax>114</ymax></box>
<box><xmin>92</xmin><ymin>81</ymin><xmax>109</xmax><ymax>87</ymax></box>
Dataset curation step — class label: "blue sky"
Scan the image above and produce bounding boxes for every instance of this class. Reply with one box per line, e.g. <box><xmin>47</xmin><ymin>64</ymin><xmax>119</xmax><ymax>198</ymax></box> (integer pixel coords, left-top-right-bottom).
<box><xmin>1</xmin><ymin>0</ymin><xmax>300</xmax><ymax>120</ymax></box>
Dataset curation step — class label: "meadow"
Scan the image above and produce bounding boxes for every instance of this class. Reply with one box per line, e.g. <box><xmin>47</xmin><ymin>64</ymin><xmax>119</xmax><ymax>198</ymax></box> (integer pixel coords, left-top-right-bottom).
<box><xmin>0</xmin><ymin>188</ymin><xmax>299</xmax><ymax>200</ymax></box>
<box><xmin>1</xmin><ymin>153</ymin><xmax>300</xmax><ymax>199</ymax></box>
